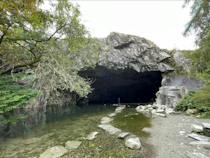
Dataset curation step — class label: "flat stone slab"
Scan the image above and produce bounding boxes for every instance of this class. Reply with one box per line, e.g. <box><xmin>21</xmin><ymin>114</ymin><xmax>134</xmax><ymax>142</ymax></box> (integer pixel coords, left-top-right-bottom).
<box><xmin>101</xmin><ymin>117</ymin><xmax>113</xmax><ymax>124</ymax></box>
<box><xmin>191</xmin><ymin>124</ymin><xmax>204</xmax><ymax>133</ymax></box>
<box><xmin>118</xmin><ymin>132</ymin><xmax>130</xmax><ymax>139</ymax></box>
<box><xmin>189</xmin><ymin>141</ymin><xmax>210</xmax><ymax>149</ymax></box>
<box><xmin>188</xmin><ymin>133</ymin><xmax>209</xmax><ymax>142</ymax></box>
<box><xmin>125</xmin><ymin>136</ymin><xmax>141</xmax><ymax>149</ymax></box>
<box><xmin>86</xmin><ymin>132</ymin><xmax>98</xmax><ymax>140</ymax></box>
<box><xmin>98</xmin><ymin>124</ymin><xmax>121</xmax><ymax>135</ymax></box>
<box><xmin>65</xmin><ymin>141</ymin><xmax>82</xmax><ymax>150</ymax></box>
<box><xmin>108</xmin><ymin>113</ymin><xmax>117</xmax><ymax>117</ymax></box>
<box><xmin>39</xmin><ymin>146</ymin><xmax>68</xmax><ymax>158</ymax></box>
<box><xmin>115</xmin><ymin>106</ymin><xmax>126</xmax><ymax>113</ymax></box>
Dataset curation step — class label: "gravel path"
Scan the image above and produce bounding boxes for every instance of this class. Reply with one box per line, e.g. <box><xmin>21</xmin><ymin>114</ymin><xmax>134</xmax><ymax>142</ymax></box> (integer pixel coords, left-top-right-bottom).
<box><xmin>148</xmin><ymin>114</ymin><xmax>210</xmax><ymax>158</ymax></box>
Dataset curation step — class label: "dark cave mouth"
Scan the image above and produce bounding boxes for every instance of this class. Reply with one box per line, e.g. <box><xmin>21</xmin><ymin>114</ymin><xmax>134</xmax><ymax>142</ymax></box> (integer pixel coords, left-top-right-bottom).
<box><xmin>83</xmin><ymin>66</ymin><xmax>162</xmax><ymax>104</ymax></box>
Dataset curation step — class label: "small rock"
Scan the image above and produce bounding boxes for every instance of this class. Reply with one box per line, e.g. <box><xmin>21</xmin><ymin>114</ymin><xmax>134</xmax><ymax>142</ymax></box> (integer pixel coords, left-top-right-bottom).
<box><xmin>189</xmin><ymin>141</ymin><xmax>210</xmax><ymax>150</ymax></box>
<box><xmin>39</xmin><ymin>146</ymin><xmax>68</xmax><ymax>158</ymax></box>
<box><xmin>188</xmin><ymin>133</ymin><xmax>209</xmax><ymax>142</ymax></box>
<box><xmin>165</xmin><ymin>108</ymin><xmax>175</xmax><ymax>115</ymax></box>
<box><xmin>153</xmin><ymin>113</ymin><xmax>166</xmax><ymax>117</ymax></box>
<box><xmin>118</xmin><ymin>132</ymin><xmax>130</xmax><ymax>139</ymax></box>
<box><xmin>101</xmin><ymin>117</ymin><xmax>113</xmax><ymax>124</ymax></box>
<box><xmin>156</xmin><ymin>109</ymin><xmax>165</xmax><ymax>114</ymax></box>
<box><xmin>108</xmin><ymin>113</ymin><xmax>116</xmax><ymax>117</ymax></box>
<box><xmin>142</xmin><ymin>127</ymin><xmax>152</xmax><ymax>133</ymax></box>
<box><xmin>86</xmin><ymin>132</ymin><xmax>98</xmax><ymax>140</ymax></box>
<box><xmin>125</xmin><ymin>136</ymin><xmax>141</xmax><ymax>149</ymax></box>
<box><xmin>65</xmin><ymin>141</ymin><xmax>82</xmax><ymax>150</ymax></box>
<box><xmin>191</xmin><ymin>124</ymin><xmax>204</xmax><ymax>133</ymax></box>
<box><xmin>186</xmin><ymin>109</ymin><xmax>198</xmax><ymax>115</ymax></box>
<box><xmin>179</xmin><ymin>131</ymin><xmax>186</xmax><ymax>135</ymax></box>
<box><xmin>98</xmin><ymin>124</ymin><xmax>121</xmax><ymax>135</ymax></box>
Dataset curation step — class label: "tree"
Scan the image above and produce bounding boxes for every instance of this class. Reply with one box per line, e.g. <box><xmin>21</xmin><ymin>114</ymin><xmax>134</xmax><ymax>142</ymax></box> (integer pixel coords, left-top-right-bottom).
<box><xmin>0</xmin><ymin>0</ymin><xmax>99</xmax><ymax>99</ymax></box>
<box><xmin>184</xmin><ymin>0</ymin><xmax>210</xmax><ymax>73</ymax></box>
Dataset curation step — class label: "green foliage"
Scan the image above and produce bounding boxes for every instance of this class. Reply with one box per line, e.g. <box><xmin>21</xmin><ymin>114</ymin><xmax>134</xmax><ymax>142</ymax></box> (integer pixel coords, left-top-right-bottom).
<box><xmin>0</xmin><ymin>0</ymin><xmax>99</xmax><ymax>100</ymax></box>
<box><xmin>176</xmin><ymin>73</ymin><xmax>210</xmax><ymax>117</ymax></box>
<box><xmin>0</xmin><ymin>74</ymin><xmax>39</xmax><ymax>114</ymax></box>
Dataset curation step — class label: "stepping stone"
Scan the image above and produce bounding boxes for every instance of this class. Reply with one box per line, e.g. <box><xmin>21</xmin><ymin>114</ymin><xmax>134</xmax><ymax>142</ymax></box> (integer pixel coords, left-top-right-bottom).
<box><xmin>189</xmin><ymin>141</ymin><xmax>210</xmax><ymax>149</ymax></box>
<box><xmin>191</xmin><ymin>124</ymin><xmax>204</xmax><ymax>133</ymax></box>
<box><xmin>188</xmin><ymin>133</ymin><xmax>209</xmax><ymax>142</ymax></box>
<box><xmin>125</xmin><ymin>135</ymin><xmax>141</xmax><ymax>150</ymax></box>
<box><xmin>115</xmin><ymin>106</ymin><xmax>126</xmax><ymax>113</ymax></box>
<box><xmin>86</xmin><ymin>132</ymin><xmax>98</xmax><ymax>140</ymax></box>
<box><xmin>108</xmin><ymin>113</ymin><xmax>117</xmax><ymax>117</ymax></box>
<box><xmin>101</xmin><ymin>117</ymin><xmax>113</xmax><ymax>124</ymax></box>
<box><xmin>118</xmin><ymin>132</ymin><xmax>130</xmax><ymax>139</ymax></box>
<box><xmin>39</xmin><ymin>146</ymin><xmax>68</xmax><ymax>158</ymax></box>
<box><xmin>202</xmin><ymin>123</ymin><xmax>210</xmax><ymax>136</ymax></box>
<box><xmin>65</xmin><ymin>141</ymin><xmax>82</xmax><ymax>150</ymax></box>
<box><xmin>98</xmin><ymin>124</ymin><xmax>121</xmax><ymax>135</ymax></box>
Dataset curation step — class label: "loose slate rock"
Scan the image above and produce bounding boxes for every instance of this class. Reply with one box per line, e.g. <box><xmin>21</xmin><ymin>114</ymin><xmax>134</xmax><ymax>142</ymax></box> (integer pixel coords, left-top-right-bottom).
<box><xmin>65</xmin><ymin>141</ymin><xmax>82</xmax><ymax>150</ymax></box>
<box><xmin>191</xmin><ymin>124</ymin><xmax>204</xmax><ymax>133</ymax></box>
<box><xmin>202</xmin><ymin>123</ymin><xmax>210</xmax><ymax>129</ymax></box>
<box><xmin>86</xmin><ymin>132</ymin><xmax>98</xmax><ymax>140</ymax></box>
<box><xmin>98</xmin><ymin>124</ymin><xmax>121</xmax><ymax>135</ymax></box>
<box><xmin>125</xmin><ymin>136</ymin><xmax>141</xmax><ymax>150</ymax></box>
<box><xmin>188</xmin><ymin>133</ymin><xmax>209</xmax><ymax>142</ymax></box>
<box><xmin>108</xmin><ymin>113</ymin><xmax>117</xmax><ymax>117</ymax></box>
<box><xmin>39</xmin><ymin>146</ymin><xmax>68</xmax><ymax>158</ymax></box>
<box><xmin>187</xmin><ymin>152</ymin><xmax>209</xmax><ymax>158</ymax></box>
<box><xmin>189</xmin><ymin>141</ymin><xmax>210</xmax><ymax>150</ymax></box>
<box><xmin>118</xmin><ymin>132</ymin><xmax>130</xmax><ymax>139</ymax></box>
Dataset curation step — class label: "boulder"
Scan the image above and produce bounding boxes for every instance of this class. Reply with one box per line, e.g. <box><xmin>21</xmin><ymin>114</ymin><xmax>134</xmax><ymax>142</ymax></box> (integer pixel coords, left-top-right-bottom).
<box><xmin>65</xmin><ymin>141</ymin><xmax>82</xmax><ymax>150</ymax></box>
<box><xmin>86</xmin><ymin>132</ymin><xmax>98</xmax><ymax>140</ymax></box>
<box><xmin>156</xmin><ymin>86</ymin><xmax>188</xmax><ymax>109</ymax></box>
<box><xmin>125</xmin><ymin>136</ymin><xmax>141</xmax><ymax>149</ymax></box>
<box><xmin>191</xmin><ymin>124</ymin><xmax>204</xmax><ymax>133</ymax></box>
<box><xmin>100</xmin><ymin>117</ymin><xmax>113</xmax><ymax>124</ymax></box>
<box><xmin>39</xmin><ymin>146</ymin><xmax>68</xmax><ymax>158</ymax></box>
<box><xmin>98</xmin><ymin>124</ymin><xmax>121</xmax><ymax>135</ymax></box>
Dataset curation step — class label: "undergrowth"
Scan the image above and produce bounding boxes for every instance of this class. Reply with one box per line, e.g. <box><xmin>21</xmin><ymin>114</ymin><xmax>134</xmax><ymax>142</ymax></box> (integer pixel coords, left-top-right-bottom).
<box><xmin>0</xmin><ymin>74</ymin><xmax>39</xmax><ymax>115</ymax></box>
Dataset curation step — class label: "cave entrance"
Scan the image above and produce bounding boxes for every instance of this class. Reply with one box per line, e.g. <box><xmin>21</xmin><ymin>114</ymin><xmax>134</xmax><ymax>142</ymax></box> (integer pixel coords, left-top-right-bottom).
<box><xmin>84</xmin><ymin>66</ymin><xmax>162</xmax><ymax>104</ymax></box>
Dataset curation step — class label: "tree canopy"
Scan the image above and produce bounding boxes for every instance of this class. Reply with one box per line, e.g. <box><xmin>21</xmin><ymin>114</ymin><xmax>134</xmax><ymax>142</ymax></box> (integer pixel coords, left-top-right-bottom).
<box><xmin>0</xmin><ymin>0</ymin><xmax>99</xmax><ymax>99</ymax></box>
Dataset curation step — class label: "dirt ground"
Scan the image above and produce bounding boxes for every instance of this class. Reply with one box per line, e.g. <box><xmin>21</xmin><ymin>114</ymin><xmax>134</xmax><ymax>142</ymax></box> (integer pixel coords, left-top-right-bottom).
<box><xmin>147</xmin><ymin>114</ymin><xmax>210</xmax><ymax>158</ymax></box>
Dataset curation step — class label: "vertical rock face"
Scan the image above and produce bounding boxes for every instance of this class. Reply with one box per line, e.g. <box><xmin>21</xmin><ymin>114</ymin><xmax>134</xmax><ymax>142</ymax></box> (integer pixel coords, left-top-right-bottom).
<box><xmin>98</xmin><ymin>32</ymin><xmax>174</xmax><ymax>73</ymax></box>
<box><xmin>82</xmin><ymin>32</ymin><xmax>175</xmax><ymax>104</ymax></box>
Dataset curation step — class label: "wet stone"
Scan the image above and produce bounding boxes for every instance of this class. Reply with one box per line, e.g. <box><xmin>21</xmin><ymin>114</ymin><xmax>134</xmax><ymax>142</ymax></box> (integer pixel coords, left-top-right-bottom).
<box><xmin>65</xmin><ymin>141</ymin><xmax>82</xmax><ymax>150</ymax></box>
<box><xmin>188</xmin><ymin>133</ymin><xmax>209</xmax><ymax>142</ymax></box>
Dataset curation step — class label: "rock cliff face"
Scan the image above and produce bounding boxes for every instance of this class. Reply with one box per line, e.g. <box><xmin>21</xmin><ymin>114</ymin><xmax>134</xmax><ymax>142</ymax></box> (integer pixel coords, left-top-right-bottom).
<box><xmin>98</xmin><ymin>32</ymin><xmax>174</xmax><ymax>73</ymax></box>
<box><xmin>83</xmin><ymin>32</ymin><xmax>175</xmax><ymax>104</ymax></box>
